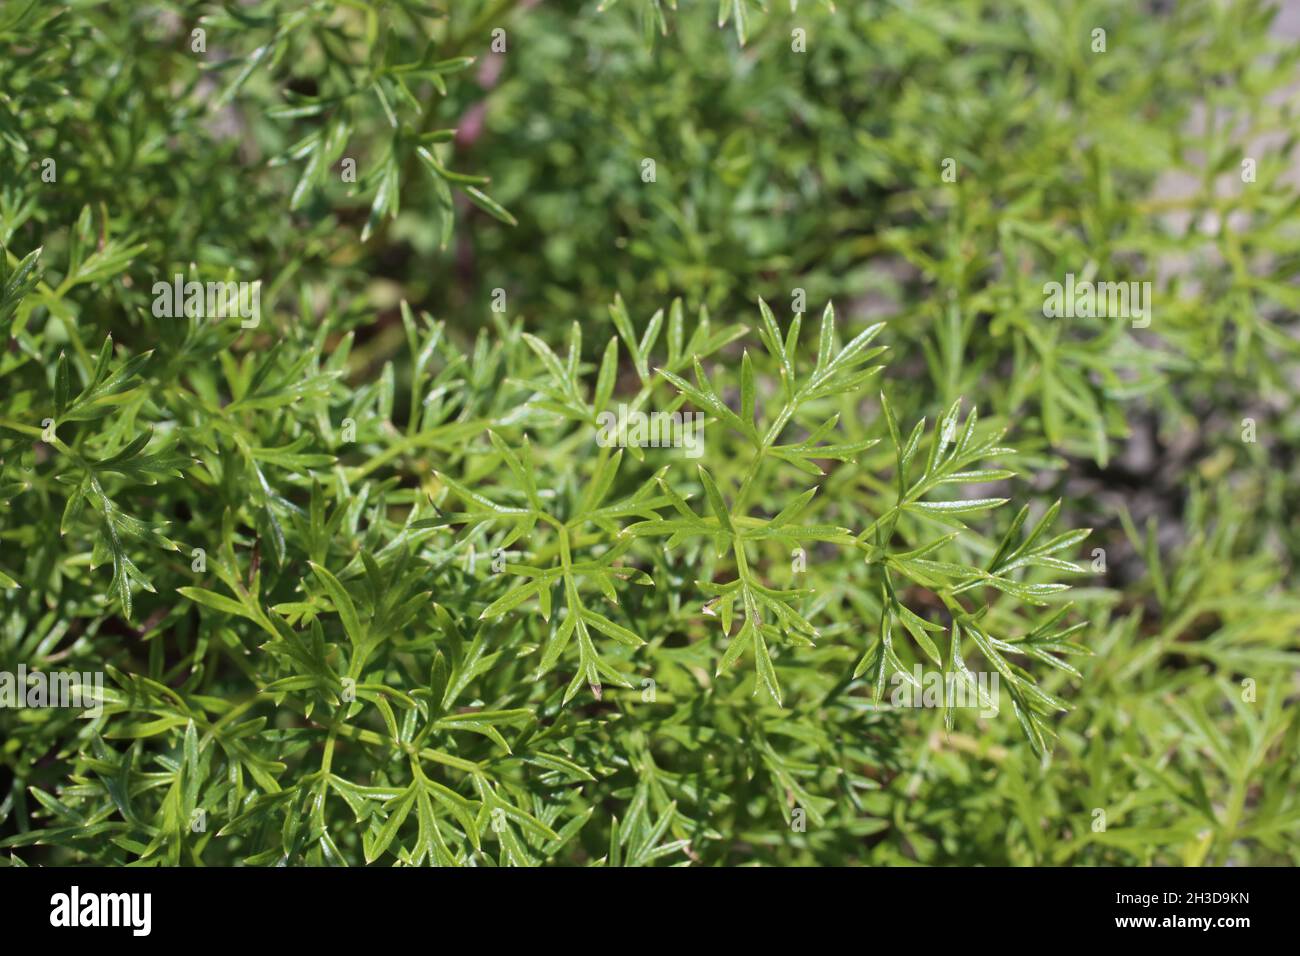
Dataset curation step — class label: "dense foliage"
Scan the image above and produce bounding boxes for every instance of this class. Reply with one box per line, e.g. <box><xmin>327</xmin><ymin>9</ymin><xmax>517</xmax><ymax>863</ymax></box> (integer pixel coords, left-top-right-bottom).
<box><xmin>1</xmin><ymin>0</ymin><xmax>1298</xmax><ymax>866</ymax></box>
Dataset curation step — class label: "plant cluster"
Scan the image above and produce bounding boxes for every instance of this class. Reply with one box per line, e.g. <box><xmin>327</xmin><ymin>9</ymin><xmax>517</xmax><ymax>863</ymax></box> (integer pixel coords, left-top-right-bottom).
<box><xmin>1</xmin><ymin>0</ymin><xmax>1297</xmax><ymax>865</ymax></box>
